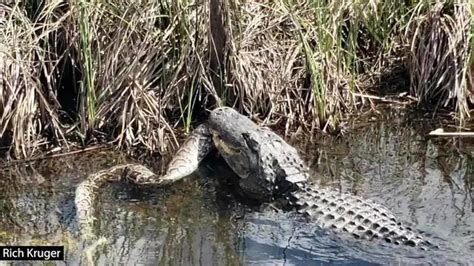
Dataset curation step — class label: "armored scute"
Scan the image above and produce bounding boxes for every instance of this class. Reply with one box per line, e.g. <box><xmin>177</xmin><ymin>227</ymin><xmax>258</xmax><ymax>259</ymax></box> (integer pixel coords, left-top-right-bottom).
<box><xmin>76</xmin><ymin>107</ymin><xmax>433</xmax><ymax>248</ymax></box>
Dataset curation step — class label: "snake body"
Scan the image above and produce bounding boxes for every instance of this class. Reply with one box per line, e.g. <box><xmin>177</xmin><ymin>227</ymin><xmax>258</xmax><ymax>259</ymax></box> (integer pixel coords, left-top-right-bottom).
<box><xmin>75</xmin><ymin>107</ymin><xmax>433</xmax><ymax>248</ymax></box>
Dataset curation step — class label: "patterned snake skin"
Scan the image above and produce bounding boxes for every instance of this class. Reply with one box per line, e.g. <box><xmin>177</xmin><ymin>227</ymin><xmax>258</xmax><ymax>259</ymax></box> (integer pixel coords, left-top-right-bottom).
<box><xmin>75</xmin><ymin>107</ymin><xmax>433</xmax><ymax>248</ymax></box>
<box><xmin>75</xmin><ymin>164</ymin><xmax>156</xmax><ymax>240</ymax></box>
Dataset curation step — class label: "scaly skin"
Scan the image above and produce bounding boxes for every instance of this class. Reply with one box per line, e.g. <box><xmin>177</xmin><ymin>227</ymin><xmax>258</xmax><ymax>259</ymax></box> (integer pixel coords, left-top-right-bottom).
<box><xmin>74</xmin><ymin>131</ymin><xmax>211</xmax><ymax>240</ymax></box>
<box><xmin>74</xmin><ymin>164</ymin><xmax>157</xmax><ymax>265</ymax></box>
<box><xmin>75</xmin><ymin>164</ymin><xmax>156</xmax><ymax>241</ymax></box>
<box><xmin>290</xmin><ymin>184</ymin><xmax>428</xmax><ymax>246</ymax></box>
<box><xmin>75</xmin><ymin>107</ymin><xmax>433</xmax><ymax>248</ymax></box>
<box><xmin>133</xmin><ymin>124</ymin><xmax>214</xmax><ymax>185</ymax></box>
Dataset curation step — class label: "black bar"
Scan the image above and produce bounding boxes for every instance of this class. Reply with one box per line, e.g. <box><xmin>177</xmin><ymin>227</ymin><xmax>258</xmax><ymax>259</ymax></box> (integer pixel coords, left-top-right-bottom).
<box><xmin>0</xmin><ymin>246</ymin><xmax>64</xmax><ymax>261</ymax></box>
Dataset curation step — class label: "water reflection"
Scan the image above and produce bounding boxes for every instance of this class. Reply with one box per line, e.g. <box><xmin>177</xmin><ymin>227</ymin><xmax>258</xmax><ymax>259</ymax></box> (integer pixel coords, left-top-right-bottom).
<box><xmin>0</xmin><ymin>111</ymin><xmax>473</xmax><ymax>264</ymax></box>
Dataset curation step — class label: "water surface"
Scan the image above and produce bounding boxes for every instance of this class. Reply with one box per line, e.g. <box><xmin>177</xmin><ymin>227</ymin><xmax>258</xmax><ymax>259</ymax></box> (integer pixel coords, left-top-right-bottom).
<box><xmin>0</xmin><ymin>110</ymin><xmax>473</xmax><ymax>265</ymax></box>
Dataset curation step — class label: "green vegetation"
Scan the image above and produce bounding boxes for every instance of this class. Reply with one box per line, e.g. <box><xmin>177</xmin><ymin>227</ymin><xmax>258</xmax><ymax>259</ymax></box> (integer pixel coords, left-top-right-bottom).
<box><xmin>0</xmin><ymin>0</ymin><xmax>472</xmax><ymax>159</ymax></box>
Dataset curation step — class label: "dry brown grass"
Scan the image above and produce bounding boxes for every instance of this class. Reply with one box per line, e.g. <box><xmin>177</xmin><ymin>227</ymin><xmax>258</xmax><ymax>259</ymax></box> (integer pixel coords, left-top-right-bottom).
<box><xmin>224</xmin><ymin>0</ymin><xmax>415</xmax><ymax>134</ymax></box>
<box><xmin>406</xmin><ymin>1</ymin><xmax>472</xmax><ymax>121</ymax></box>
<box><xmin>0</xmin><ymin>2</ymin><xmax>66</xmax><ymax>157</ymax></box>
<box><xmin>0</xmin><ymin>0</ymin><xmax>472</xmax><ymax>159</ymax></box>
<box><xmin>72</xmin><ymin>0</ymin><xmax>221</xmax><ymax>154</ymax></box>
<box><xmin>2</xmin><ymin>1</ymin><xmax>217</xmax><ymax>158</ymax></box>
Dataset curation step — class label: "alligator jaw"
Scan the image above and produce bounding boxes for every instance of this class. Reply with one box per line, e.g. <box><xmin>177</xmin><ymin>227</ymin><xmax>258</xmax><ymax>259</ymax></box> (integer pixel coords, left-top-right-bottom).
<box><xmin>212</xmin><ymin>131</ymin><xmax>242</xmax><ymax>156</ymax></box>
<box><xmin>74</xmin><ymin>107</ymin><xmax>436</xmax><ymax>249</ymax></box>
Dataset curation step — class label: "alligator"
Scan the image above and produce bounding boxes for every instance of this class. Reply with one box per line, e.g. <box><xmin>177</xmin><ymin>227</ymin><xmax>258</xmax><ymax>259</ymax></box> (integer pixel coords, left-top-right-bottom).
<box><xmin>75</xmin><ymin>107</ymin><xmax>432</xmax><ymax>248</ymax></box>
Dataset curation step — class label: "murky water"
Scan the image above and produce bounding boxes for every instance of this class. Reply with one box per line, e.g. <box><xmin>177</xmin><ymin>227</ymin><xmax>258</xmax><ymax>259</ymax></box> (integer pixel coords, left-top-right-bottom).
<box><xmin>0</xmin><ymin>109</ymin><xmax>473</xmax><ymax>265</ymax></box>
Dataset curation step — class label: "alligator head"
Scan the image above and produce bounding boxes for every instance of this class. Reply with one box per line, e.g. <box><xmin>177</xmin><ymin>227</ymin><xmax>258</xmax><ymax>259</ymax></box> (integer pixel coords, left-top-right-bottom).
<box><xmin>208</xmin><ymin>107</ymin><xmax>308</xmax><ymax>201</ymax></box>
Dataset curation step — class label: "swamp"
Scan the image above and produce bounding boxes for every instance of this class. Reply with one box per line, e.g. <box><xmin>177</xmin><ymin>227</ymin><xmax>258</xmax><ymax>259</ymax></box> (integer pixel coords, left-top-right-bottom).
<box><xmin>1</xmin><ymin>0</ymin><xmax>474</xmax><ymax>265</ymax></box>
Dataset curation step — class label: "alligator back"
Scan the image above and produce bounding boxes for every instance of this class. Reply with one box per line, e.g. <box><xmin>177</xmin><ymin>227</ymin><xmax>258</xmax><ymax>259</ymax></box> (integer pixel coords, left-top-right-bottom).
<box><xmin>289</xmin><ymin>183</ymin><xmax>431</xmax><ymax>247</ymax></box>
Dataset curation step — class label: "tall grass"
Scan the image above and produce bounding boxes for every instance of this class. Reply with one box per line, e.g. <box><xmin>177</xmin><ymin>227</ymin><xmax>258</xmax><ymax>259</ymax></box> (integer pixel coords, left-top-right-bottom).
<box><xmin>77</xmin><ymin>0</ymin><xmax>97</xmax><ymax>136</ymax></box>
<box><xmin>0</xmin><ymin>2</ymin><xmax>66</xmax><ymax>157</ymax></box>
<box><xmin>68</xmin><ymin>0</ymin><xmax>216</xmax><ymax>152</ymax></box>
<box><xmin>225</xmin><ymin>0</ymin><xmax>419</xmax><ymax>133</ymax></box>
<box><xmin>0</xmin><ymin>0</ymin><xmax>472</xmax><ymax>159</ymax></box>
<box><xmin>406</xmin><ymin>1</ymin><xmax>472</xmax><ymax>122</ymax></box>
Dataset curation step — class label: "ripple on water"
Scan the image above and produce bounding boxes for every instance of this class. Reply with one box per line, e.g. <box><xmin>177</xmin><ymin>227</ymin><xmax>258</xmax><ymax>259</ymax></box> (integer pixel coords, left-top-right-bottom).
<box><xmin>0</xmin><ymin>110</ymin><xmax>473</xmax><ymax>264</ymax></box>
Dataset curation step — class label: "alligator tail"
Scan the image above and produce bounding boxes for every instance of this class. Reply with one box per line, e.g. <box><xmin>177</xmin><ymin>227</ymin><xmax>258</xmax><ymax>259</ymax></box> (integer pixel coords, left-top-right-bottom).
<box><xmin>288</xmin><ymin>183</ymin><xmax>433</xmax><ymax>248</ymax></box>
